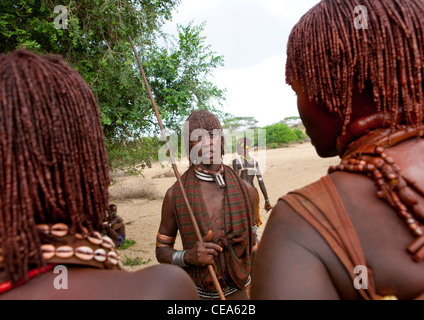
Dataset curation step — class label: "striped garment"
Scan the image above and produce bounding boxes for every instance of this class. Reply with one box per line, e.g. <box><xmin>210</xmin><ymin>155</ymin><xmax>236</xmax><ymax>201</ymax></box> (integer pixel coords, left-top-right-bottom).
<box><xmin>172</xmin><ymin>165</ymin><xmax>254</xmax><ymax>291</ymax></box>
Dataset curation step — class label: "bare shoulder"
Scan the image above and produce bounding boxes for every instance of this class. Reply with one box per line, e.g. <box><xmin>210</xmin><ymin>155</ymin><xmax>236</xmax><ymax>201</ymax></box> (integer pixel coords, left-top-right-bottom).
<box><xmin>164</xmin><ymin>184</ymin><xmax>176</xmax><ymax>201</ymax></box>
<box><xmin>0</xmin><ymin>265</ymin><xmax>198</xmax><ymax>300</ymax></box>
<box><xmin>329</xmin><ymin>171</ymin><xmax>424</xmax><ymax>299</ymax></box>
<box><xmin>257</xmin><ymin>199</ymin><xmax>327</xmax><ymax>255</ymax></box>
<box><xmin>74</xmin><ymin>265</ymin><xmax>198</xmax><ymax>299</ymax></box>
<box><xmin>251</xmin><ymin>199</ymin><xmax>344</xmax><ymax>299</ymax></box>
<box><xmin>159</xmin><ymin>184</ymin><xmax>178</xmax><ymax>235</ymax></box>
<box><xmin>161</xmin><ymin>183</ymin><xmax>177</xmax><ymax>213</ymax></box>
<box><xmin>119</xmin><ymin>265</ymin><xmax>199</xmax><ymax>299</ymax></box>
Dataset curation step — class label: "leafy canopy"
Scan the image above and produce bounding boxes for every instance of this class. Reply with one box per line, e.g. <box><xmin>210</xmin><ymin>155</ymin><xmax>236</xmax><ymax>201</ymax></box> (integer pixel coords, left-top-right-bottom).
<box><xmin>264</xmin><ymin>118</ymin><xmax>307</xmax><ymax>148</ymax></box>
<box><xmin>0</xmin><ymin>0</ymin><xmax>227</xmax><ymax>171</ymax></box>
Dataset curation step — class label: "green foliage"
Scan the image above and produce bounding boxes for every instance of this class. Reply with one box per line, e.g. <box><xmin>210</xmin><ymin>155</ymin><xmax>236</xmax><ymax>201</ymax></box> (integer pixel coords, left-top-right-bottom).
<box><xmin>146</xmin><ymin>21</ymin><xmax>226</xmax><ymax>135</ymax></box>
<box><xmin>122</xmin><ymin>255</ymin><xmax>151</xmax><ymax>267</ymax></box>
<box><xmin>107</xmin><ymin>136</ymin><xmax>162</xmax><ymax>175</ymax></box>
<box><xmin>0</xmin><ymin>1</ymin><xmax>227</xmax><ymax>172</ymax></box>
<box><xmin>268</xmin><ymin>142</ymin><xmax>279</xmax><ymax>149</ymax></box>
<box><xmin>118</xmin><ymin>238</ymin><xmax>136</xmax><ymax>250</ymax></box>
<box><xmin>222</xmin><ymin>116</ymin><xmax>258</xmax><ymax>132</ymax></box>
<box><xmin>283</xmin><ymin>116</ymin><xmax>307</xmax><ymax>142</ymax></box>
<box><xmin>264</xmin><ymin>122</ymin><xmax>297</xmax><ymax>146</ymax></box>
<box><xmin>293</xmin><ymin>128</ymin><xmax>307</xmax><ymax>141</ymax></box>
<box><xmin>282</xmin><ymin>116</ymin><xmax>305</xmax><ymax>129</ymax></box>
<box><xmin>263</xmin><ymin>120</ymin><xmax>307</xmax><ymax>148</ymax></box>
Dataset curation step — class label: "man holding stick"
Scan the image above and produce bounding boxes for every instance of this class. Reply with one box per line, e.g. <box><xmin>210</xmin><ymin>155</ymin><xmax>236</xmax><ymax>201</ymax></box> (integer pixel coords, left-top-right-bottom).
<box><xmin>156</xmin><ymin>110</ymin><xmax>257</xmax><ymax>300</ymax></box>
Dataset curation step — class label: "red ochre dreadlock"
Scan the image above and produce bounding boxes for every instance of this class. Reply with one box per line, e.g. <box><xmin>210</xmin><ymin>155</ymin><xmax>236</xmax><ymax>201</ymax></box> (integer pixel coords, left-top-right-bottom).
<box><xmin>286</xmin><ymin>0</ymin><xmax>424</xmax><ymax>132</ymax></box>
<box><xmin>0</xmin><ymin>50</ymin><xmax>110</xmax><ymax>283</ymax></box>
<box><xmin>286</xmin><ymin>0</ymin><xmax>424</xmax><ymax>261</ymax></box>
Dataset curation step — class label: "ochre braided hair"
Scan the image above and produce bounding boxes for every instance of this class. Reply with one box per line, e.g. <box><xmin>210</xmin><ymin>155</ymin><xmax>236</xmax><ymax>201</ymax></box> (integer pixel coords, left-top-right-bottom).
<box><xmin>184</xmin><ymin>110</ymin><xmax>225</xmax><ymax>162</ymax></box>
<box><xmin>286</xmin><ymin>0</ymin><xmax>424</xmax><ymax>132</ymax></box>
<box><xmin>286</xmin><ymin>0</ymin><xmax>424</xmax><ymax>261</ymax></box>
<box><xmin>0</xmin><ymin>50</ymin><xmax>110</xmax><ymax>283</ymax></box>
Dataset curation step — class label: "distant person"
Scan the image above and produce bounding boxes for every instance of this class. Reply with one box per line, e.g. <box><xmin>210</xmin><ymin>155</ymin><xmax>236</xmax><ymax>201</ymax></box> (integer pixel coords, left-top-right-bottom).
<box><xmin>156</xmin><ymin>110</ymin><xmax>257</xmax><ymax>300</ymax></box>
<box><xmin>0</xmin><ymin>49</ymin><xmax>198</xmax><ymax>300</ymax></box>
<box><xmin>103</xmin><ymin>204</ymin><xmax>126</xmax><ymax>247</ymax></box>
<box><xmin>251</xmin><ymin>0</ymin><xmax>424</xmax><ymax>300</ymax></box>
<box><xmin>232</xmin><ymin>137</ymin><xmax>272</xmax><ymax>229</ymax></box>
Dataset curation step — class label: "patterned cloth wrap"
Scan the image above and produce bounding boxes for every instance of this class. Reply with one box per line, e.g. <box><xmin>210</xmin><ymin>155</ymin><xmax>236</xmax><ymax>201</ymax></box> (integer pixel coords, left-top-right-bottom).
<box><xmin>172</xmin><ymin>165</ymin><xmax>254</xmax><ymax>292</ymax></box>
<box><xmin>116</xmin><ymin>233</ymin><xmax>126</xmax><ymax>247</ymax></box>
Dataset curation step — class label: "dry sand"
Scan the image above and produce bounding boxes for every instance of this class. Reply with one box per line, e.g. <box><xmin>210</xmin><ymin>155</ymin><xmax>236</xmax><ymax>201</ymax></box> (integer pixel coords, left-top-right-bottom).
<box><xmin>108</xmin><ymin>142</ymin><xmax>339</xmax><ymax>272</ymax></box>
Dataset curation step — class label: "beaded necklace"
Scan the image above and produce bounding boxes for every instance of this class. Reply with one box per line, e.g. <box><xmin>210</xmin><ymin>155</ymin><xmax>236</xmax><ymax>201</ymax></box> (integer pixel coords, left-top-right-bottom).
<box><xmin>331</xmin><ymin>116</ymin><xmax>424</xmax><ymax>262</ymax></box>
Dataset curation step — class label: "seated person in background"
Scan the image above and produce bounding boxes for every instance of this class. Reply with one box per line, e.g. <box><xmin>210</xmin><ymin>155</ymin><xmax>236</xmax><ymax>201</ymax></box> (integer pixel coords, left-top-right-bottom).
<box><xmin>251</xmin><ymin>0</ymin><xmax>424</xmax><ymax>300</ymax></box>
<box><xmin>233</xmin><ymin>137</ymin><xmax>272</xmax><ymax>229</ymax></box>
<box><xmin>103</xmin><ymin>204</ymin><xmax>126</xmax><ymax>247</ymax></box>
<box><xmin>0</xmin><ymin>49</ymin><xmax>198</xmax><ymax>300</ymax></box>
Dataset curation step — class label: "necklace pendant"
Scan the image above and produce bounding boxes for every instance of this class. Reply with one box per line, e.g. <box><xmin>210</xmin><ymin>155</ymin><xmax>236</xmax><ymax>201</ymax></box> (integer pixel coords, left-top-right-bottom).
<box><xmin>194</xmin><ymin>165</ymin><xmax>226</xmax><ymax>188</ymax></box>
<box><xmin>214</xmin><ymin>172</ymin><xmax>226</xmax><ymax>189</ymax></box>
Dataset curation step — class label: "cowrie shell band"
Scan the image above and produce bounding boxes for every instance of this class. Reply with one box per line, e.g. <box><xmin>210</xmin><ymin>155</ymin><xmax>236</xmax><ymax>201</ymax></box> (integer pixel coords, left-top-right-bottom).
<box><xmin>36</xmin><ymin>224</ymin><xmax>121</xmax><ymax>269</ymax></box>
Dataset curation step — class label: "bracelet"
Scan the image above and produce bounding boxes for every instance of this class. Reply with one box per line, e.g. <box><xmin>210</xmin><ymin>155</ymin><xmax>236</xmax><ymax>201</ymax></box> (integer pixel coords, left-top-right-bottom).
<box><xmin>265</xmin><ymin>199</ymin><xmax>270</xmax><ymax>203</ymax></box>
<box><xmin>156</xmin><ymin>232</ymin><xmax>176</xmax><ymax>248</ymax></box>
<box><xmin>171</xmin><ymin>250</ymin><xmax>188</xmax><ymax>267</ymax></box>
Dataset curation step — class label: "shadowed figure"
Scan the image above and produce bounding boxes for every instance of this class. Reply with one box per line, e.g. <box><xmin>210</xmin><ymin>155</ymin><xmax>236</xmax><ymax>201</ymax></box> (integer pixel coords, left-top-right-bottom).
<box><xmin>103</xmin><ymin>204</ymin><xmax>126</xmax><ymax>248</ymax></box>
<box><xmin>232</xmin><ymin>137</ymin><xmax>272</xmax><ymax>229</ymax></box>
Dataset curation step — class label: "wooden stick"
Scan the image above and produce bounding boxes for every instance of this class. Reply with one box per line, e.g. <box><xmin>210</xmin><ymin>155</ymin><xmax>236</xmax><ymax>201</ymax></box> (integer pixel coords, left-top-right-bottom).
<box><xmin>128</xmin><ymin>36</ymin><xmax>225</xmax><ymax>300</ymax></box>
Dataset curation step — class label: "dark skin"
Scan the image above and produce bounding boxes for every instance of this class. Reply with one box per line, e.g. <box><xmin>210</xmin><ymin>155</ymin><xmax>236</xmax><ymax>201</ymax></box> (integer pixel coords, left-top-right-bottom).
<box><xmin>103</xmin><ymin>204</ymin><xmax>126</xmax><ymax>247</ymax></box>
<box><xmin>156</xmin><ymin>129</ymin><xmax>256</xmax><ymax>299</ymax></box>
<box><xmin>0</xmin><ymin>50</ymin><xmax>199</xmax><ymax>301</ymax></box>
<box><xmin>0</xmin><ymin>208</ymin><xmax>198</xmax><ymax>300</ymax></box>
<box><xmin>0</xmin><ymin>264</ymin><xmax>199</xmax><ymax>300</ymax></box>
<box><xmin>250</xmin><ymin>83</ymin><xmax>424</xmax><ymax>300</ymax></box>
<box><xmin>232</xmin><ymin>143</ymin><xmax>272</xmax><ymax>212</ymax></box>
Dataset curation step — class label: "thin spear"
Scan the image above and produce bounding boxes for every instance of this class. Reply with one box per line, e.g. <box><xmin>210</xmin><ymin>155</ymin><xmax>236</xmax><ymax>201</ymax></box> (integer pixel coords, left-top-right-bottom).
<box><xmin>128</xmin><ymin>36</ymin><xmax>225</xmax><ymax>300</ymax></box>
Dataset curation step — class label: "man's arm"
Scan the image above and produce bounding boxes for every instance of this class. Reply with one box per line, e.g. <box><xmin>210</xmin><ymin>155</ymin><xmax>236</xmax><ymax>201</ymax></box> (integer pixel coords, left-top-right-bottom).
<box><xmin>232</xmin><ymin>158</ymin><xmax>241</xmax><ymax>175</ymax></box>
<box><xmin>245</xmin><ymin>184</ymin><xmax>259</xmax><ymax>253</ymax></box>
<box><xmin>255</xmin><ymin>161</ymin><xmax>272</xmax><ymax>211</ymax></box>
<box><xmin>156</xmin><ymin>187</ymin><xmax>223</xmax><ymax>267</ymax></box>
<box><xmin>156</xmin><ymin>187</ymin><xmax>179</xmax><ymax>264</ymax></box>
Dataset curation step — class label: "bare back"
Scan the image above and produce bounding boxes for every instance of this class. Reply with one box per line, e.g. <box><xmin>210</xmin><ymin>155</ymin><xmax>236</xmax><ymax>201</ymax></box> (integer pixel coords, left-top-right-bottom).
<box><xmin>0</xmin><ymin>264</ymin><xmax>199</xmax><ymax>300</ymax></box>
<box><xmin>251</xmin><ymin>138</ymin><xmax>424</xmax><ymax>299</ymax></box>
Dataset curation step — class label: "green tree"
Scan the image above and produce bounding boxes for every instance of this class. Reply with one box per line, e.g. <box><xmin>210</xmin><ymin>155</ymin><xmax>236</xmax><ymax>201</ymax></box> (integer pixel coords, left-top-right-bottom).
<box><xmin>263</xmin><ymin>122</ymin><xmax>298</xmax><ymax>148</ymax></box>
<box><xmin>0</xmin><ymin>0</ymin><xmax>227</xmax><ymax>171</ymax></box>
<box><xmin>146</xmin><ymin>21</ymin><xmax>226</xmax><ymax>136</ymax></box>
<box><xmin>282</xmin><ymin>116</ymin><xmax>307</xmax><ymax>142</ymax></box>
<box><xmin>222</xmin><ymin>116</ymin><xmax>259</xmax><ymax>132</ymax></box>
<box><xmin>282</xmin><ymin>116</ymin><xmax>303</xmax><ymax>129</ymax></box>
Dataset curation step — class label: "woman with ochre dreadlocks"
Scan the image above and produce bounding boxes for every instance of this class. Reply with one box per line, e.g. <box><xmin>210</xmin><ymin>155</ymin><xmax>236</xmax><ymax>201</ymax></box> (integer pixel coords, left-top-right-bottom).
<box><xmin>0</xmin><ymin>49</ymin><xmax>198</xmax><ymax>299</ymax></box>
<box><xmin>251</xmin><ymin>0</ymin><xmax>424</xmax><ymax>300</ymax></box>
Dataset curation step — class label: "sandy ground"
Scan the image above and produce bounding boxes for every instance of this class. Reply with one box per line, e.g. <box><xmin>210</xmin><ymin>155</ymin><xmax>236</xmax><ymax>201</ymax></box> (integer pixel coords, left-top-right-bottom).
<box><xmin>108</xmin><ymin>142</ymin><xmax>340</xmax><ymax>272</ymax></box>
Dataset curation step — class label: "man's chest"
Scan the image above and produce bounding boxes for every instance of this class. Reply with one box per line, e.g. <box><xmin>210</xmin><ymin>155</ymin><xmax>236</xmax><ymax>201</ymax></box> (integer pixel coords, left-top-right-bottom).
<box><xmin>198</xmin><ymin>181</ymin><xmax>225</xmax><ymax>227</ymax></box>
